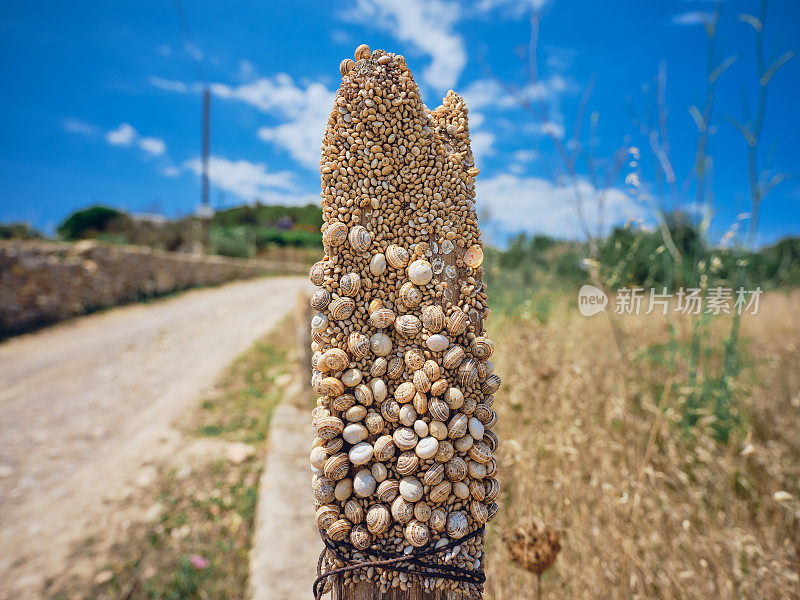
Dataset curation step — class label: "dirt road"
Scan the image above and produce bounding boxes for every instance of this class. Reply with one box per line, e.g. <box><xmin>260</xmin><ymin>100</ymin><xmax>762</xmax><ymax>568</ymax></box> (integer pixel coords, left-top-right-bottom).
<box><xmin>0</xmin><ymin>276</ymin><xmax>309</xmax><ymax>598</ymax></box>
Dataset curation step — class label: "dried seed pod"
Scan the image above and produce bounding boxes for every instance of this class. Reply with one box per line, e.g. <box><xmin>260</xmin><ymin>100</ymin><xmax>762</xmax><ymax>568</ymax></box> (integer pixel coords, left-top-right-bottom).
<box><xmin>405</xmin><ymin>519</ymin><xmax>430</xmax><ymax>547</ymax></box>
<box><xmin>386</xmin><ymin>244</ymin><xmax>409</xmax><ymax>269</ymax></box>
<box><xmin>421</xmin><ymin>305</ymin><xmax>446</xmax><ymax>333</ymax></box>
<box><xmin>348</xmin><ymin>225</ymin><xmax>372</xmax><ymax>252</ymax></box>
<box><xmin>311</xmin><ymin>288</ymin><xmax>331</xmax><ymax>311</ymax></box>
<box><xmin>399</xmin><ymin>283</ymin><xmax>422</xmax><ymax>309</ymax></box>
<box><xmin>366</xmin><ymin>504</ymin><xmax>391</xmax><ymax>534</ymax></box>
<box><xmin>339</xmin><ymin>273</ymin><xmax>361</xmax><ymax>297</ymax></box>
<box><xmin>329</xmin><ymin>297</ymin><xmax>356</xmax><ymax>320</ymax></box>
<box><xmin>323</xmin><ymin>221</ymin><xmax>348</xmax><ymax>247</ymax></box>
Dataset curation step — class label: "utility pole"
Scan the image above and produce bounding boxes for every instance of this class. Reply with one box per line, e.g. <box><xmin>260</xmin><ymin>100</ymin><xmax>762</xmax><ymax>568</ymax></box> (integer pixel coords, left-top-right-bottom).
<box><xmin>198</xmin><ymin>86</ymin><xmax>212</xmax><ymax>253</ymax></box>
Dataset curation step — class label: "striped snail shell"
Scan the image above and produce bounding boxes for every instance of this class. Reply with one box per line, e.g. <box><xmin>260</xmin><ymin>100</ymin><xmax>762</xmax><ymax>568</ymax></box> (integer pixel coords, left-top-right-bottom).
<box><xmin>339</xmin><ymin>58</ymin><xmax>355</xmax><ymax>77</ymax></box>
<box><xmin>481</xmin><ymin>374</ymin><xmax>502</xmax><ymax>395</ymax></box>
<box><xmin>445</xmin><ymin>456</ymin><xmax>468</xmax><ymax>482</ymax></box>
<box><xmin>327</xmin><ymin>518</ymin><xmax>352</xmax><ymax>542</ymax></box>
<box><xmin>369</xmin><ymin>307</ymin><xmax>396</xmax><ymax>329</ymax></box>
<box><xmin>395</xmin><ymin>450</ymin><xmax>419</xmax><ymax>475</ymax></box>
<box><xmin>311</xmin><ymin>329</ymin><xmax>327</xmax><ymax>345</ymax></box>
<box><xmin>469</xmin><ymin>479</ymin><xmax>486</xmax><ymax>501</ymax></box>
<box><xmin>323</xmin><ymin>221</ymin><xmax>348</xmax><ymax>247</ymax></box>
<box><xmin>315</xmin><ymin>416</ymin><xmax>344</xmax><ymax>441</ymax></box>
<box><xmin>369</xmin><ymin>253</ymin><xmax>387</xmax><ymax>276</ymax></box>
<box><xmin>435</xmin><ymin>440</ymin><xmax>455</xmax><ymax>463</ymax></box>
<box><xmin>332</xmin><ymin>394</ymin><xmax>356</xmax><ymax>412</ymax></box>
<box><xmin>311</xmin><ymin>288</ymin><xmax>331</xmax><ymax>311</ymax></box>
<box><xmin>376</xmin><ymin>479</ymin><xmax>400</xmax><ymax>503</ymax></box>
<box><xmin>423</xmin><ymin>462</ymin><xmax>445</xmax><ymax>486</ymax></box>
<box><xmin>350</xmin><ymin>524</ymin><xmax>372</xmax><ymax>550</ymax></box>
<box><xmin>457</xmin><ymin>358</ymin><xmax>479</xmax><ymax>387</ymax></box>
<box><xmin>386</xmin><ymin>244</ymin><xmax>409</xmax><ymax>269</ymax></box>
<box><xmin>380</xmin><ymin>400</ymin><xmax>401</xmax><ymax>423</ymax></box>
<box><xmin>423</xmin><ymin>360</ymin><xmax>441</xmax><ymax>381</ymax></box>
<box><xmin>484</xmin><ymin>429</ymin><xmax>499</xmax><ymax>452</ymax></box>
<box><xmin>344</xmin><ymin>404</ymin><xmax>367</xmax><ymax>422</ymax></box>
<box><xmin>421</xmin><ymin>305</ymin><xmax>446</xmax><ymax>333</ymax></box>
<box><xmin>386</xmin><ymin>357</ymin><xmax>405</xmax><ymax>379</ymax></box>
<box><xmin>393</xmin><ymin>427</ymin><xmax>418</xmax><ymax>451</ymax></box>
<box><xmin>309</xmin><ymin>261</ymin><xmax>327</xmax><ymax>286</ymax></box>
<box><xmin>462</xmin><ymin>397</ymin><xmax>478</xmax><ymax>415</ymax></box>
<box><xmin>470</xmin><ymin>501</ymin><xmax>489</xmax><ymax>525</ymax></box>
<box><xmin>373</xmin><ymin>435</ymin><xmax>396</xmax><ymax>461</ymax></box>
<box><xmin>486</xmin><ymin>501</ymin><xmax>499</xmax><ymax>521</ymax></box>
<box><xmin>407</xmin><ymin>259</ymin><xmax>433</xmax><ymax>285</ymax></box>
<box><xmin>395</xmin><ymin>314</ymin><xmax>422</xmax><ymax>339</ymax></box>
<box><xmin>394</xmin><ymin>381</ymin><xmax>415</xmax><ymax>403</ymax></box>
<box><xmin>442</xmin><ymin>345</ymin><xmax>465</xmax><ymax>370</ymax></box>
<box><xmin>364</xmin><ymin>411</ymin><xmax>385</xmax><ymax>435</ymax></box>
<box><xmin>446</xmin><ymin>511</ymin><xmax>468</xmax><ymax>539</ymax></box>
<box><xmin>354</xmin><ymin>384</ymin><xmax>373</xmax><ymax>407</ymax></box>
<box><xmin>311</xmin><ymin>446</ymin><xmax>328</xmax><ymax>469</ymax></box>
<box><xmin>430</xmin><ymin>379</ymin><xmax>448</xmax><ymax>397</ymax></box>
<box><xmin>428</xmin><ymin>398</ymin><xmax>449</xmax><ymax>422</ymax></box>
<box><xmin>311</xmin><ymin>312</ymin><xmax>328</xmax><ymax>332</ymax></box>
<box><xmin>443</xmin><ymin>387</ymin><xmax>464</xmax><ymax>410</ymax></box>
<box><xmin>404</xmin><ymin>348</ymin><xmax>425</xmax><ymax>371</ymax></box>
<box><xmin>446</xmin><ymin>309</ymin><xmax>469</xmax><ymax>336</ymax></box>
<box><xmin>414</xmin><ymin>501</ymin><xmax>432</xmax><ymax>522</ymax></box>
<box><xmin>370</xmin><ymin>357</ymin><xmax>388</xmax><ymax>378</ymax></box>
<box><xmin>321</xmin><ymin>348</ymin><xmax>349</xmax><ymax>372</ymax></box>
<box><xmin>399</xmin><ymin>282</ymin><xmax>422</xmax><ymax>309</ymax></box>
<box><xmin>366</xmin><ymin>504</ymin><xmax>391</xmax><ymax>534</ymax></box>
<box><xmin>316</xmin><ymin>504</ymin><xmax>339</xmax><ymax>530</ymax></box>
<box><xmin>391</xmin><ymin>496</ymin><xmax>415</xmax><ymax>524</ymax></box>
<box><xmin>329</xmin><ymin>297</ymin><xmax>356</xmax><ymax>320</ymax></box>
<box><xmin>447</xmin><ymin>414</ymin><xmax>468</xmax><ymax>439</ymax></box>
<box><xmin>347</xmin><ymin>332</ymin><xmax>369</xmax><ymax>358</ymax></box>
<box><xmin>474</xmin><ymin>404</ymin><xmax>498</xmax><ymax>427</ymax></box>
<box><xmin>429</xmin><ymin>508</ymin><xmax>447</xmax><ymax>532</ymax></box>
<box><xmin>313</xmin><ymin>478</ymin><xmax>336</xmax><ymax>504</ymax></box>
<box><xmin>348</xmin><ymin>225</ymin><xmax>372</xmax><ymax>252</ymax></box>
<box><xmin>428</xmin><ymin>480</ymin><xmax>452</xmax><ymax>504</ymax></box>
<box><xmin>485</xmin><ymin>457</ymin><xmax>498</xmax><ymax>478</ymax></box>
<box><xmin>470</xmin><ymin>336</ymin><xmax>494</xmax><ymax>360</ymax></box>
<box><xmin>484</xmin><ymin>477</ymin><xmax>501</xmax><ymax>502</ymax></box>
<box><xmin>405</xmin><ymin>519</ymin><xmax>430</xmax><ymax>547</ymax></box>
<box><xmin>412</xmin><ymin>369</ymin><xmax>431</xmax><ymax>393</ymax></box>
<box><xmin>322</xmin><ymin>437</ymin><xmax>344</xmax><ymax>456</ymax></box>
<box><xmin>476</xmin><ymin>360</ymin><xmax>492</xmax><ymax>381</ymax></box>
<box><xmin>339</xmin><ymin>272</ymin><xmax>361</xmax><ymax>297</ymax></box>
<box><xmin>369</xmin><ymin>333</ymin><xmax>392</xmax><ymax>357</ymax></box>
<box><xmin>354</xmin><ymin>43</ymin><xmax>371</xmax><ymax>61</ymax></box>
<box><xmin>323</xmin><ymin>452</ymin><xmax>350</xmax><ymax>481</ymax></box>
<box><xmin>412</xmin><ymin>392</ymin><xmax>428</xmax><ymax>415</ymax></box>
<box><xmin>344</xmin><ymin>499</ymin><xmax>365</xmax><ymax>523</ymax></box>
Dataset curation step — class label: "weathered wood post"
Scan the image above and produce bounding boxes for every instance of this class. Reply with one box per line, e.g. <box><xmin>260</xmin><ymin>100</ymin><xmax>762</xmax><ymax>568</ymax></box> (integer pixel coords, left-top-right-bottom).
<box><xmin>308</xmin><ymin>44</ymin><xmax>500</xmax><ymax>600</ymax></box>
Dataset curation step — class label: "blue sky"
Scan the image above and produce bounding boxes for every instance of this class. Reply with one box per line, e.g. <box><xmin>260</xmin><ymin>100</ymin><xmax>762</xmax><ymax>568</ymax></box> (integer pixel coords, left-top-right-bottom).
<box><xmin>1</xmin><ymin>0</ymin><xmax>798</xmax><ymax>247</ymax></box>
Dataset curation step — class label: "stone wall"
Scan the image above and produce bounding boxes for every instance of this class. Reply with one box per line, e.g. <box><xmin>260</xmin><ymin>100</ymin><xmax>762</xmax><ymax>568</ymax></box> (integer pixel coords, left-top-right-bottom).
<box><xmin>0</xmin><ymin>240</ymin><xmax>306</xmax><ymax>335</ymax></box>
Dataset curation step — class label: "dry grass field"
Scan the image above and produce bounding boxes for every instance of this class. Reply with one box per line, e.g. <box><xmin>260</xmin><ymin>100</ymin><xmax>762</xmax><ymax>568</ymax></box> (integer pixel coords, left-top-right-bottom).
<box><xmin>485</xmin><ymin>291</ymin><xmax>800</xmax><ymax>599</ymax></box>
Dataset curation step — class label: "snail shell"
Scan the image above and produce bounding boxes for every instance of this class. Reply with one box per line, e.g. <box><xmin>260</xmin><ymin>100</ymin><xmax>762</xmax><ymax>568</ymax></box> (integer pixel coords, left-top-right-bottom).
<box><xmin>380</xmin><ymin>400</ymin><xmax>401</xmax><ymax>423</ymax></box>
<box><xmin>469</xmin><ymin>479</ymin><xmax>486</xmax><ymax>501</ymax></box>
<box><xmin>446</xmin><ymin>309</ymin><xmax>469</xmax><ymax>336</ymax></box>
<box><xmin>371</xmin><ymin>462</ymin><xmax>387</xmax><ymax>482</ymax></box>
<box><xmin>462</xmin><ymin>397</ymin><xmax>478</xmax><ymax>415</ymax></box>
<box><xmin>464</xmin><ymin>244</ymin><xmax>484</xmax><ymax>268</ymax></box>
<box><xmin>447</xmin><ymin>511</ymin><xmax>468</xmax><ymax>539</ymax></box>
<box><xmin>323</xmin><ymin>452</ymin><xmax>350</xmax><ymax>480</ymax></box>
<box><xmin>366</xmin><ymin>504</ymin><xmax>391</xmax><ymax>534</ymax></box>
<box><xmin>404</xmin><ymin>348</ymin><xmax>425</xmax><ymax>371</ymax></box>
<box><xmin>311</xmin><ymin>446</ymin><xmax>328</xmax><ymax>470</ymax></box>
<box><xmin>323</xmin><ymin>221</ymin><xmax>348</xmax><ymax>247</ymax></box>
<box><xmin>442</xmin><ymin>345</ymin><xmax>465</xmax><ymax>370</ymax></box>
<box><xmin>342</xmin><ymin>423</ymin><xmax>368</xmax><ymax>444</ymax></box>
<box><xmin>329</xmin><ymin>297</ymin><xmax>356</xmax><ymax>320</ymax></box>
<box><xmin>386</xmin><ymin>357</ymin><xmax>405</xmax><ymax>379</ymax></box>
<box><xmin>369</xmin><ymin>333</ymin><xmax>392</xmax><ymax>357</ymax></box>
<box><xmin>399</xmin><ymin>282</ymin><xmax>422</xmax><ymax>308</ymax></box>
<box><xmin>423</xmin><ymin>462</ymin><xmax>445</xmax><ymax>486</ymax></box>
<box><xmin>369</xmin><ymin>307</ymin><xmax>396</xmax><ymax>329</ymax></box>
<box><xmin>327</xmin><ymin>518</ymin><xmax>352</xmax><ymax>542</ymax></box>
<box><xmin>386</xmin><ymin>244</ymin><xmax>409</xmax><ymax>269</ymax></box>
<box><xmin>369</xmin><ymin>253</ymin><xmax>387</xmax><ymax>276</ymax></box>
<box><xmin>414</xmin><ymin>419</ymin><xmax>428</xmax><ymax>437</ymax></box>
<box><xmin>421</xmin><ymin>305</ymin><xmax>445</xmax><ymax>333</ymax></box>
<box><xmin>376</xmin><ymin>479</ymin><xmax>400</xmax><ymax>503</ymax></box>
<box><xmin>354</xmin><ymin>43</ymin><xmax>371</xmax><ymax>61</ymax></box>
<box><xmin>334</xmin><ymin>478</ymin><xmax>352</xmax><ymax>501</ymax></box>
<box><xmin>487</xmin><ymin>501</ymin><xmax>500</xmax><ymax>521</ymax></box>
<box><xmin>348</xmin><ymin>225</ymin><xmax>372</xmax><ymax>252</ymax></box>
<box><xmin>481</xmin><ymin>374</ymin><xmax>502</xmax><ymax>395</ymax></box>
<box><xmin>486</xmin><ymin>457</ymin><xmax>498</xmax><ymax>478</ymax></box>
<box><xmin>429</xmin><ymin>508</ymin><xmax>447</xmax><ymax>532</ymax></box>
<box><xmin>445</xmin><ymin>456</ymin><xmax>468</xmax><ymax>481</ymax></box>
<box><xmin>447</xmin><ymin>413</ymin><xmax>468</xmax><ymax>439</ymax></box>
<box><xmin>453</xmin><ymin>481</ymin><xmax>470</xmax><ymax>500</ymax></box>
<box><xmin>428</xmin><ymin>398</ymin><xmax>450</xmax><ymax>422</ymax></box>
<box><xmin>309</xmin><ymin>261</ymin><xmax>327</xmax><ymax>286</ymax></box>
<box><xmin>311</xmin><ymin>288</ymin><xmax>331</xmax><ymax>311</ymax></box>
<box><xmin>322</xmin><ymin>437</ymin><xmax>344</xmax><ymax>456</ymax></box>
<box><xmin>429</xmin><ymin>420</ymin><xmax>448</xmax><ymax>441</ymax></box>
<box><xmin>453</xmin><ymin>435</ymin><xmax>474</xmax><ymax>453</ymax></box>
<box><xmin>485</xmin><ymin>477</ymin><xmax>501</xmax><ymax>502</ymax></box>
<box><xmin>399</xmin><ymin>476</ymin><xmax>424</xmax><ymax>502</ymax></box>
<box><xmin>468</xmin><ymin>417</ymin><xmax>485</xmax><ymax>440</ymax></box>
<box><xmin>348</xmin><ymin>332</ymin><xmax>370</xmax><ymax>358</ymax></box>
<box><xmin>339</xmin><ymin>58</ymin><xmax>355</xmax><ymax>77</ymax></box>
<box><xmin>344</xmin><ymin>404</ymin><xmax>367</xmax><ymax>422</ymax></box>
<box><xmin>394</xmin><ymin>381</ymin><xmax>415</xmax><ymax>404</ymax></box>
<box><xmin>399</xmin><ymin>404</ymin><xmax>417</xmax><ymax>426</ymax></box>
<box><xmin>316</xmin><ymin>504</ymin><xmax>339</xmax><ymax>529</ymax></box>
<box><xmin>393</xmin><ymin>427</ymin><xmax>418</xmax><ymax>451</ymax></box>
<box><xmin>316</xmin><ymin>416</ymin><xmax>344</xmax><ymax>441</ymax></box>
<box><xmin>364</xmin><ymin>411</ymin><xmax>385</xmax><ymax>435</ymax></box>
<box><xmin>474</xmin><ymin>404</ymin><xmax>498</xmax><ymax>427</ymax></box>
<box><xmin>412</xmin><ymin>392</ymin><xmax>428</xmax><ymax>415</ymax></box>
<box><xmin>484</xmin><ymin>429</ymin><xmax>499</xmax><ymax>452</ymax></box>
<box><xmin>457</xmin><ymin>358</ymin><xmax>479</xmax><ymax>387</ymax></box>
<box><xmin>341</xmin><ymin>368</ymin><xmax>362</xmax><ymax>388</ymax></box>
<box><xmin>416</xmin><ymin>436</ymin><xmax>439</xmax><ymax>460</ymax></box>
<box><xmin>394</xmin><ymin>314</ymin><xmax>422</xmax><ymax>339</ymax></box>
<box><xmin>430</xmin><ymin>378</ymin><xmax>448</xmax><ymax>396</ymax></box>
<box><xmin>435</xmin><ymin>440</ymin><xmax>455</xmax><ymax>462</ymax></box>
<box><xmin>470</xmin><ymin>501</ymin><xmax>489</xmax><ymax>525</ymax></box>
<box><xmin>471</xmin><ymin>336</ymin><xmax>494</xmax><ymax>360</ymax></box>
<box><xmin>412</xmin><ymin>369</ymin><xmax>431</xmax><ymax>393</ymax></box>
<box><xmin>405</xmin><ymin>519</ymin><xmax>430</xmax><ymax>547</ymax></box>
<box><xmin>332</xmin><ymin>394</ymin><xmax>356</xmax><ymax>412</ymax></box>
<box><xmin>429</xmin><ymin>480</ymin><xmax>452</xmax><ymax>504</ymax></box>
<box><xmin>350</xmin><ymin>524</ymin><xmax>372</xmax><ymax>550</ymax></box>
<box><xmin>414</xmin><ymin>501</ymin><xmax>432</xmax><ymax>522</ymax></box>
<box><xmin>353</xmin><ymin>468</ymin><xmax>377</xmax><ymax>497</ymax></box>
<box><xmin>321</xmin><ymin>348</ymin><xmax>349</xmax><ymax>372</ymax></box>
<box><xmin>339</xmin><ymin>273</ymin><xmax>361</xmax><ymax>297</ymax></box>
<box><xmin>395</xmin><ymin>450</ymin><xmax>419</xmax><ymax>475</ymax></box>
<box><xmin>313</xmin><ymin>478</ymin><xmax>336</xmax><ymax>504</ymax></box>
<box><xmin>443</xmin><ymin>387</ymin><xmax>464</xmax><ymax>410</ymax></box>
<box><xmin>373</xmin><ymin>435</ymin><xmax>396</xmax><ymax>461</ymax></box>
<box><xmin>344</xmin><ymin>498</ymin><xmax>365</xmax><ymax>523</ymax></box>
<box><xmin>354</xmin><ymin>384</ymin><xmax>374</xmax><ymax>407</ymax></box>
<box><xmin>407</xmin><ymin>259</ymin><xmax>433</xmax><ymax>285</ymax></box>
<box><xmin>370</xmin><ymin>357</ymin><xmax>388</xmax><ymax>378</ymax></box>
<box><xmin>468</xmin><ymin>460</ymin><xmax>487</xmax><ymax>480</ymax></box>
<box><xmin>369</xmin><ymin>378</ymin><xmax>388</xmax><ymax>402</ymax></box>
<box><xmin>423</xmin><ymin>360</ymin><xmax>442</xmax><ymax>382</ymax></box>
<box><xmin>391</xmin><ymin>496</ymin><xmax>415</xmax><ymax>524</ymax></box>
<box><xmin>311</xmin><ymin>312</ymin><xmax>328</xmax><ymax>332</ymax></box>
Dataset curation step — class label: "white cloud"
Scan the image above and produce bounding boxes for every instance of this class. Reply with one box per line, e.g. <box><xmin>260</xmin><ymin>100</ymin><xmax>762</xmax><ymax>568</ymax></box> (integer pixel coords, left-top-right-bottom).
<box><xmin>512</xmin><ymin>149</ymin><xmax>539</xmax><ymax>162</ymax></box>
<box><xmin>474</xmin><ymin>0</ymin><xmax>550</xmax><ymax>17</ymax></box>
<box><xmin>470</xmin><ymin>131</ymin><xmax>496</xmax><ymax>166</ymax></box>
<box><xmin>182</xmin><ymin>156</ymin><xmax>305</xmax><ymax>203</ymax></box>
<box><xmin>161</xmin><ymin>165</ymin><xmax>181</xmax><ymax>177</ymax></box>
<box><xmin>672</xmin><ymin>11</ymin><xmax>713</xmax><ymax>25</ymax></box>
<box><xmin>476</xmin><ymin>173</ymin><xmax>644</xmax><ymax>240</ymax></box>
<box><xmin>340</xmin><ymin>0</ymin><xmax>466</xmax><ymax>91</ymax></box>
<box><xmin>139</xmin><ymin>137</ymin><xmax>167</xmax><ymax>156</ymax></box>
<box><xmin>149</xmin><ymin>76</ymin><xmax>191</xmax><ymax>93</ymax></box>
<box><xmin>62</xmin><ymin>118</ymin><xmax>98</xmax><ymax>136</ymax></box>
<box><xmin>157</xmin><ymin>44</ymin><xmax>172</xmax><ymax>57</ymax></box>
<box><xmin>106</xmin><ymin>123</ymin><xmax>137</xmax><ymax>146</ymax></box>
<box><xmin>330</xmin><ymin>29</ymin><xmax>351</xmax><ymax>44</ymax></box>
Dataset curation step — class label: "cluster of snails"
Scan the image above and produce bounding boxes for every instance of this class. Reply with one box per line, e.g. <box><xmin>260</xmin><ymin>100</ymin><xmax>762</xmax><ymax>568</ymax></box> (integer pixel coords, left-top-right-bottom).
<box><xmin>310</xmin><ymin>44</ymin><xmax>498</xmax><ymax>597</ymax></box>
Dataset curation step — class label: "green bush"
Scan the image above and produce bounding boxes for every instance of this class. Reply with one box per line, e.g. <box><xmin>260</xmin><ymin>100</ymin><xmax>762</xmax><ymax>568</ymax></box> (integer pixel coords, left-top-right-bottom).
<box><xmin>57</xmin><ymin>205</ymin><xmax>127</xmax><ymax>241</ymax></box>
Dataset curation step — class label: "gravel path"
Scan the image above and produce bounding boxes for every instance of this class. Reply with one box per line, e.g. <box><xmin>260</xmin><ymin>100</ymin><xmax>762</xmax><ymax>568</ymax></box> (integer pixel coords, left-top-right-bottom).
<box><xmin>0</xmin><ymin>276</ymin><xmax>309</xmax><ymax>598</ymax></box>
